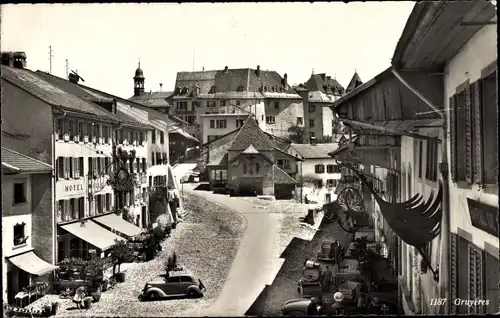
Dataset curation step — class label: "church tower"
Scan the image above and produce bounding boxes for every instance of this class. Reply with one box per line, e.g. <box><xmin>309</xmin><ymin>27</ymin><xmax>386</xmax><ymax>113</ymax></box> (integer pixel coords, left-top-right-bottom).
<box><xmin>133</xmin><ymin>61</ymin><xmax>145</xmax><ymax>96</ymax></box>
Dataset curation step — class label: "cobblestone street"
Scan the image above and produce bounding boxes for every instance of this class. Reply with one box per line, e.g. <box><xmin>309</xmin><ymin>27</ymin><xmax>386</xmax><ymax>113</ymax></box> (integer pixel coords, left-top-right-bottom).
<box><xmin>26</xmin><ymin>192</ymin><xmax>245</xmax><ymax>317</ymax></box>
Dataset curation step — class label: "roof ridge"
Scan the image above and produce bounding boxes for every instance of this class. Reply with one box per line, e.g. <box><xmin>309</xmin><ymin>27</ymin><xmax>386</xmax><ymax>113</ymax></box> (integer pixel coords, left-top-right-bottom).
<box><xmin>1</xmin><ymin>147</ymin><xmax>52</xmax><ymax>168</ymax></box>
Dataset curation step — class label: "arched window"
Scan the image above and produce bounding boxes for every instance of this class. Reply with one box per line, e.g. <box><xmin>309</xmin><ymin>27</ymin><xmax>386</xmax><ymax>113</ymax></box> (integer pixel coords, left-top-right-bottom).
<box><xmin>255</xmin><ymin>163</ymin><xmax>260</xmax><ymax>174</ymax></box>
<box><xmin>243</xmin><ymin>163</ymin><xmax>247</xmax><ymax>174</ymax></box>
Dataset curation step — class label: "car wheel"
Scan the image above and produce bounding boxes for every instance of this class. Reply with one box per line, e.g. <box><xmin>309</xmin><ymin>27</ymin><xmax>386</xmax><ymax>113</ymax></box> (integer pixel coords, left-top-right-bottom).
<box><xmin>148</xmin><ymin>291</ymin><xmax>160</xmax><ymax>301</ymax></box>
<box><xmin>187</xmin><ymin>290</ymin><xmax>199</xmax><ymax>298</ymax></box>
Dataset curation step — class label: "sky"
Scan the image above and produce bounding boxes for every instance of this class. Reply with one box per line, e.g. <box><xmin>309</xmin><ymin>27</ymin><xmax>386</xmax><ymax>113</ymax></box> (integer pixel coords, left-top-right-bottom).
<box><xmin>1</xmin><ymin>2</ymin><xmax>415</xmax><ymax>99</ymax></box>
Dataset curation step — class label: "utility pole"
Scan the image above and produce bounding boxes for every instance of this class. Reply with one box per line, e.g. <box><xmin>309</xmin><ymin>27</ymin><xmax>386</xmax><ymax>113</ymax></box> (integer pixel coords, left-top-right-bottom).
<box><xmin>48</xmin><ymin>45</ymin><xmax>54</xmax><ymax>74</ymax></box>
<box><xmin>65</xmin><ymin>59</ymin><xmax>69</xmax><ymax>78</ymax></box>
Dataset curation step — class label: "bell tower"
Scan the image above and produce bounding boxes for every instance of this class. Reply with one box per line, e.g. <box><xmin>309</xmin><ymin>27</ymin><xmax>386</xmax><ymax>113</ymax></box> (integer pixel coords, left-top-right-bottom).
<box><xmin>133</xmin><ymin>60</ymin><xmax>145</xmax><ymax>96</ymax></box>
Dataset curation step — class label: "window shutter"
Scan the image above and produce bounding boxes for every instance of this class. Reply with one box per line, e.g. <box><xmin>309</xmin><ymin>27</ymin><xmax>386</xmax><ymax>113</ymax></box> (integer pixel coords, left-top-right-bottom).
<box><xmin>79</xmin><ymin>198</ymin><xmax>84</xmax><ymax>218</ymax></box>
<box><xmin>468</xmin><ymin>245</ymin><xmax>484</xmax><ymax>314</ymax></box>
<box><xmin>449</xmin><ymin>95</ymin><xmax>457</xmax><ymax>182</ymax></box>
<box><xmin>471</xmin><ymin>81</ymin><xmax>484</xmax><ymax>185</ymax></box>
<box><xmin>464</xmin><ymin>85</ymin><xmax>473</xmax><ymax>184</ymax></box>
<box><xmin>56</xmin><ymin>157</ymin><xmax>60</xmax><ymax>179</ymax></box>
<box><xmin>450</xmin><ymin>233</ymin><xmax>458</xmax><ymax>314</ymax></box>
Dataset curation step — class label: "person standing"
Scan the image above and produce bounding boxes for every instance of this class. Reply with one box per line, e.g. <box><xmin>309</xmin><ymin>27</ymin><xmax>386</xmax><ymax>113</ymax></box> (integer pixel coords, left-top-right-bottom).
<box><xmin>322</xmin><ymin>265</ymin><xmax>333</xmax><ymax>293</ymax></box>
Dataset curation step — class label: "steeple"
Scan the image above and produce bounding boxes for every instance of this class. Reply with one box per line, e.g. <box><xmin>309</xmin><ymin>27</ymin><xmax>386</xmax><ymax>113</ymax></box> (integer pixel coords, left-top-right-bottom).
<box><xmin>346</xmin><ymin>71</ymin><xmax>363</xmax><ymax>94</ymax></box>
<box><xmin>133</xmin><ymin>59</ymin><xmax>145</xmax><ymax>96</ymax></box>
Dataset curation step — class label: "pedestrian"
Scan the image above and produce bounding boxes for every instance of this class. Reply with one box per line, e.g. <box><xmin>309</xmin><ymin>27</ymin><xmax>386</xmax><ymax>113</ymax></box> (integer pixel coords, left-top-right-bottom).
<box><xmin>322</xmin><ymin>265</ymin><xmax>333</xmax><ymax>293</ymax></box>
<box><xmin>72</xmin><ymin>286</ymin><xmax>86</xmax><ymax>309</ymax></box>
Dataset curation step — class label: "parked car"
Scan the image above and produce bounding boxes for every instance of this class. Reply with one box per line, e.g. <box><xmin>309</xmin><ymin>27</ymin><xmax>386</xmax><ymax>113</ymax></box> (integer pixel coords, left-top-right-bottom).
<box><xmin>140</xmin><ymin>272</ymin><xmax>206</xmax><ymax>301</ymax></box>
<box><xmin>282</xmin><ymin>298</ymin><xmax>323</xmax><ymax>316</ymax></box>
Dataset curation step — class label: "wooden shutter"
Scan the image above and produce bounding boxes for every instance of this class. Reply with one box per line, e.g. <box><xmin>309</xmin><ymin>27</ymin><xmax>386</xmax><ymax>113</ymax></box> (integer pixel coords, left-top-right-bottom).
<box><xmin>468</xmin><ymin>245</ymin><xmax>484</xmax><ymax>314</ymax></box>
<box><xmin>471</xmin><ymin>81</ymin><xmax>484</xmax><ymax>185</ymax></box>
<box><xmin>92</xmin><ymin>158</ymin><xmax>98</xmax><ymax>175</ymax></box>
<box><xmin>449</xmin><ymin>95</ymin><xmax>457</xmax><ymax>181</ymax></box>
<box><xmin>464</xmin><ymin>85</ymin><xmax>473</xmax><ymax>184</ymax></box>
<box><xmin>450</xmin><ymin>233</ymin><xmax>458</xmax><ymax>314</ymax></box>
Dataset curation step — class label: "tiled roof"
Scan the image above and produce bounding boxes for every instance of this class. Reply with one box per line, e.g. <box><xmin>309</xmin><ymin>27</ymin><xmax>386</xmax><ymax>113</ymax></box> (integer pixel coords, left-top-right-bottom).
<box><xmin>129</xmin><ymin>91</ymin><xmax>174</xmax><ymax>107</ymax></box>
<box><xmin>273</xmin><ymin>165</ymin><xmax>297</xmax><ymax>184</ymax></box>
<box><xmin>308</xmin><ymin>91</ymin><xmax>337</xmax><ymax>103</ymax></box>
<box><xmin>35</xmin><ymin>71</ymin><xmax>146</xmax><ymax>127</ymax></box>
<box><xmin>169</xmin><ymin>127</ymin><xmax>199</xmax><ymax>143</ymax></box>
<box><xmin>207</xmin><ymin>153</ymin><xmax>228</xmax><ymax>166</ymax></box>
<box><xmin>306</xmin><ymin>73</ymin><xmax>345</xmax><ymax>96</ymax></box>
<box><xmin>1</xmin><ymin>147</ymin><xmax>52</xmax><ymax>173</ymax></box>
<box><xmin>229</xmin><ymin>116</ymin><xmax>275</xmax><ymax>151</ymax></box>
<box><xmin>1</xmin><ymin>66</ymin><xmax>119</xmax><ymax>121</ymax></box>
<box><xmin>173</xmin><ymin>68</ymin><xmax>299</xmax><ymax>98</ymax></box>
<box><xmin>345</xmin><ymin>72</ymin><xmax>363</xmax><ymax>93</ymax></box>
<box><xmin>290</xmin><ymin>143</ymin><xmax>340</xmax><ymax>159</ymax></box>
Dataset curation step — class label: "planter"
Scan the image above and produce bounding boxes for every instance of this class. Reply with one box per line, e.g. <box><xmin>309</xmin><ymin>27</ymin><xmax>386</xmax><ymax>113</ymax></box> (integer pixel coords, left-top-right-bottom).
<box><xmin>115</xmin><ymin>272</ymin><xmax>126</xmax><ymax>283</ymax></box>
<box><xmin>84</xmin><ymin>297</ymin><xmax>92</xmax><ymax>309</ymax></box>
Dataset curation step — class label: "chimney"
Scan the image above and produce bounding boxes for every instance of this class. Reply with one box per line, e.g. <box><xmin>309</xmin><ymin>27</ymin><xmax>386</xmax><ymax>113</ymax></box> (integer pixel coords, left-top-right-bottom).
<box><xmin>256</xmin><ymin>65</ymin><xmax>261</xmax><ymax>77</ymax></box>
<box><xmin>68</xmin><ymin>72</ymin><xmax>79</xmax><ymax>84</ymax></box>
<box><xmin>284</xmin><ymin>73</ymin><xmax>288</xmax><ymax>87</ymax></box>
<box><xmin>159</xmin><ymin>83</ymin><xmax>163</xmax><ymax>92</ymax></box>
<box><xmin>224</xmin><ymin>66</ymin><xmax>228</xmax><ymax>73</ymax></box>
<box><xmin>3</xmin><ymin>52</ymin><xmax>27</xmax><ymax>69</ymax></box>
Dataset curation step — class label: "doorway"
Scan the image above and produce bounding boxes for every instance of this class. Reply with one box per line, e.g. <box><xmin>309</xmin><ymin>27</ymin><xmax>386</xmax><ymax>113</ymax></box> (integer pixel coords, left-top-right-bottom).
<box><xmin>141</xmin><ymin>206</ymin><xmax>147</xmax><ymax>229</ymax></box>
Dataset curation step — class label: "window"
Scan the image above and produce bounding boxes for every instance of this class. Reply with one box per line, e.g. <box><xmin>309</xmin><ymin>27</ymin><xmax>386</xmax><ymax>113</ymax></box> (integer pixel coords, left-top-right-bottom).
<box><xmin>177</xmin><ymin>101</ymin><xmax>187</xmax><ymax>110</ymax></box>
<box><xmin>309</xmin><ymin>119</ymin><xmax>315</xmax><ymax>127</ymax></box>
<box><xmin>426</xmin><ymin>140</ymin><xmax>438</xmax><ymax>181</ymax></box>
<box><xmin>207</xmin><ymin>101</ymin><xmax>216</xmax><ymax>108</ymax></box>
<box><xmin>326</xmin><ymin>164</ymin><xmax>341</xmax><ymax>174</ymax></box>
<box><xmin>142</xmin><ymin>158</ymin><xmax>146</xmax><ymax>173</ymax></box>
<box><xmin>152</xmin><ymin>130</ymin><xmax>157</xmax><ymax>144</ymax></box>
<box><xmin>309</xmin><ymin>104</ymin><xmax>316</xmax><ymax>112</ymax></box>
<box><xmin>256</xmin><ymin>163</ymin><xmax>260</xmax><ymax>174</ymax></box>
<box><xmin>315</xmin><ymin>164</ymin><xmax>325</xmax><ymax>173</ymax></box>
<box><xmin>97</xmin><ymin>194</ymin><xmax>103</xmax><ymax>213</ymax></box>
<box><xmin>106</xmin><ymin>193</ymin><xmax>111</xmax><ymax>211</ymax></box>
<box><xmin>220</xmin><ymin>100</ymin><xmax>226</xmax><ymax>107</ymax></box>
<box><xmin>13</xmin><ymin>182</ymin><xmax>26</xmax><ymax>204</ymax></box>
<box><xmin>102</xmin><ymin>125</ymin><xmax>110</xmax><ymax>144</ymax></box>
<box><xmin>274</xmin><ymin>101</ymin><xmax>279</xmax><ymax>109</ymax></box>
<box><xmin>451</xmin><ymin>69</ymin><xmax>498</xmax><ymax>186</ymax></box>
<box><xmin>297</xmin><ymin>117</ymin><xmax>303</xmax><ymax>125</ymax></box>
<box><xmin>160</xmin><ymin>131</ymin><xmax>165</xmax><ymax>144</ymax></box>
<box><xmin>236</xmin><ymin>100</ymin><xmax>241</xmax><ymax>106</ymax></box>
<box><xmin>210</xmin><ymin>120</ymin><xmax>215</xmax><ymax>129</ymax></box>
<box><xmin>327</xmin><ymin>179</ymin><xmax>338</xmax><ymax>187</ymax></box>
<box><xmin>276</xmin><ymin>159</ymin><xmax>290</xmax><ymax>169</ymax></box>
<box><xmin>243</xmin><ymin>163</ymin><xmax>247</xmax><ymax>174</ymax></box>
<box><xmin>216</xmin><ymin>120</ymin><xmax>227</xmax><ymax>129</ymax></box>
<box><xmin>314</xmin><ymin>179</ymin><xmax>323</xmax><ymax>188</ymax></box>
<box><xmin>13</xmin><ymin>222</ymin><xmax>26</xmax><ymax>246</ymax></box>
<box><xmin>186</xmin><ymin>116</ymin><xmax>196</xmax><ymax>124</ymax></box>
<box><xmin>418</xmin><ymin>141</ymin><xmax>423</xmax><ymax>178</ymax></box>
<box><xmin>310</xmin><ymin>132</ymin><xmax>315</xmax><ymax>137</ymax></box>
<box><xmin>266</xmin><ymin>116</ymin><xmax>276</xmax><ymax>124</ymax></box>
<box><xmin>93</xmin><ymin>124</ymin><xmax>99</xmax><ymax>143</ymax></box>
<box><xmin>56</xmin><ymin>119</ymin><xmax>63</xmax><ymax>139</ymax></box>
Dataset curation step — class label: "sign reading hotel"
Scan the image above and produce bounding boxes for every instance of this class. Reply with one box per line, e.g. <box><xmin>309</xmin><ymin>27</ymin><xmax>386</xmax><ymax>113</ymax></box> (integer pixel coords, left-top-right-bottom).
<box><xmin>65</xmin><ymin>184</ymin><xmax>84</xmax><ymax>192</ymax></box>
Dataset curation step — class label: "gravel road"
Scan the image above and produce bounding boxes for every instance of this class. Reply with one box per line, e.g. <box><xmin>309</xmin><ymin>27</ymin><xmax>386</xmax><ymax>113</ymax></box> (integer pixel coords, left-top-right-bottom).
<box><xmin>26</xmin><ymin>192</ymin><xmax>245</xmax><ymax>317</ymax></box>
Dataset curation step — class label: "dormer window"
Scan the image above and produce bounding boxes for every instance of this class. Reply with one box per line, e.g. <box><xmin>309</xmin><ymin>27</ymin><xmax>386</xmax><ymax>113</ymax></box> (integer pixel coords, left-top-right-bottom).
<box><xmin>182</xmin><ymin>87</ymin><xmax>188</xmax><ymax>95</ymax></box>
<box><xmin>237</xmin><ymin>85</ymin><xmax>244</xmax><ymax>92</ymax></box>
<box><xmin>174</xmin><ymin>86</ymin><xmax>181</xmax><ymax>95</ymax></box>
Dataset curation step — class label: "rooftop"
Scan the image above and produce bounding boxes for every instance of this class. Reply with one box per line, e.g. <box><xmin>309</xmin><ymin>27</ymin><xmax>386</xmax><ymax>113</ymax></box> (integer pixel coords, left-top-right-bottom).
<box><xmin>345</xmin><ymin>72</ymin><xmax>363</xmax><ymax>94</ymax></box>
<box><xmin>290</xmin><ymin>143</ymin><xmax>340</xmax><ymax>159</ymax></box>
<box><xmin>1</xmin><ymin>66</ymin><xmax>119</xmax><ymax>121</ymax></box>
<box><xmin>1</xmin><ymin>147</ymin><xmax>52</xmax><ymax>173</ymax></box>
<box><xmin>305</xmin><ymin>73</ymin><xmax>345</xmax><ymax>96</ymax></box>
<box><xmin>229</xmin><ymin>116</ymin><xmax>276</xmax><ymax>151</ymax></box>
<box><xmin>129</xmin><ymin>90</ymin><xmax>174</xmax><ymax>108</ymax></box>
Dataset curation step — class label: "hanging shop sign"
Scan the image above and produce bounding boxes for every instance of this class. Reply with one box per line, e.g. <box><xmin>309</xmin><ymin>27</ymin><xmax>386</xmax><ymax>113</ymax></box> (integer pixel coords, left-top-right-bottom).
<box><xmin>467</xmin><ymin>198</ymin><xmax>498</xmax><ymax>237</ymax></box>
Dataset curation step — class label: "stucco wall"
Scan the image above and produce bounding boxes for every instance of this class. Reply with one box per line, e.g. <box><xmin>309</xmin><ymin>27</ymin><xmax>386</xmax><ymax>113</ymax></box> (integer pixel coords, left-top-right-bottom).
<box><xmin>264</xmin><ymin>99</ymin><xmax>304</xmax><ymax>139</ymax></box>
<box><xmin>227</xmin><ymin>154</ymin><xmax>274</xmax><ymax>195</ymax></box>
<box><xmin>202</xmin><ymin>115</ymin><xmax>240</xmax><ymax>144</ymax></box>
<box><xmin>444</xmin><ymin>22</ymin><xmax>498</xmax><ymax>250</ymax></box>
<box><xmin>1</xmin><ymin>81</ymin><xmax>53</xmax><ymax>164</ymax></box>
<box><xmin>31</xmin><ymin>173</ymin><xmax>55</xmax><ymax>265</ymax></box>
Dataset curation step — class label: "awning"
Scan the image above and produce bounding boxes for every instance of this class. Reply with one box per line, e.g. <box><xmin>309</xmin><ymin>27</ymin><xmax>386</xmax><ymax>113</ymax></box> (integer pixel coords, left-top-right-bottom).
<box><xmin>93</xmin><ymin>213</ymin><xmax>143</xmax><ymax>238</ymax></box>
<box><xmin>61</xmin><ymin>220</ymin><xmax>125</xmax><ymax>251</ymax></box>
<box><xmin>9</xmin><ymin>251</ymin><xmax>59</xmax><ymax>276</ymax></box>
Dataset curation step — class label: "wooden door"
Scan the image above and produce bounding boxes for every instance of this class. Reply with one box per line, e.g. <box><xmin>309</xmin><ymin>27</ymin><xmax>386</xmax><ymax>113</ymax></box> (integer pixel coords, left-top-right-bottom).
<box><xmin>456</xmin><ymin>236</ymin><xmax>469</xmax><ymax>314</ymax></box>
<box><xmin>7</xmin><ymin>272</ymin><xmax>15</xmax><ymax>304</ymax></box>
<box><xmin>484</xmin><ymin>252</ymin><xmax>500</xmax><ymax>314</ymax></box>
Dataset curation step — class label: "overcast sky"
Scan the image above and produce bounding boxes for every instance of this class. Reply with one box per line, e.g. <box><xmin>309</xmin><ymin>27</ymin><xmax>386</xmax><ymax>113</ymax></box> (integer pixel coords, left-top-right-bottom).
<box><xmin>1</xmin><ymin>2</ymin><xmax>414</xmax><ymax>99</ymax></box>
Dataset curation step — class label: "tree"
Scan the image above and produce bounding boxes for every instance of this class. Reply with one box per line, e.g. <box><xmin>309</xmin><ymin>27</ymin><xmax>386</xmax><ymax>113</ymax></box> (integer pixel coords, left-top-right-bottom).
<box><xmin>287</xmin><ymin>124</ymin><xmax>306</xmax><ymax>143</ymax></box>
<box><xmin>109</xmin><ymin>239</ymin><xmax>134</xmax><ymax>275</ymax></box>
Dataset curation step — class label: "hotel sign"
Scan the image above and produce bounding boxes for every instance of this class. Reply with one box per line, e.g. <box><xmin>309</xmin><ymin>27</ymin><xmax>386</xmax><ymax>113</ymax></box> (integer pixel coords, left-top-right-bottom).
<box><xmin>65</xmin><ymin>184</ymin><xmax>84</xmax><ymax>193</ymax></box>
<box><xmin>467</xmin><ymin>198</ymin><xmax>498</xmax><ymax>237</ymax></box>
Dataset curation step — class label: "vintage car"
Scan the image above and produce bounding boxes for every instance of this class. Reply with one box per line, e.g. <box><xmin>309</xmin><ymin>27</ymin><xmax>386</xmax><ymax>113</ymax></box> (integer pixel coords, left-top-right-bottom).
<box><xmin>140</xmin><ymin>271</ymin><xmax>206</xmax><ymax>301</ymax></box>
<box><xmin>282</xmin><ymin>298</ymin><xmax>323</xmax><ymax>316</ymax></box>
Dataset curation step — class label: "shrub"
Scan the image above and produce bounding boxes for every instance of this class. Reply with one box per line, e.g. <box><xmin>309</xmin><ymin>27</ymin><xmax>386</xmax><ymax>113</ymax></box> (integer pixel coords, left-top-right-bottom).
<box><xmin>109</xmin><ymin>239</ymin><xmax>135</xmax><ymax>275</ymax></box>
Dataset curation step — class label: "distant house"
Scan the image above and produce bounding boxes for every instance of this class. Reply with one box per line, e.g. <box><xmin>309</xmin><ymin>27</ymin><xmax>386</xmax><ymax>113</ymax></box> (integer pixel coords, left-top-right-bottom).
<box><xmin>201</xmin><ymin>116</ymin><xmax>300</xmax><ymax>199</ymax></box>
<box><xmin>288</xmin><ymin>142</ymin><xmax>342</xmax><ymax>204</ymax></box>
